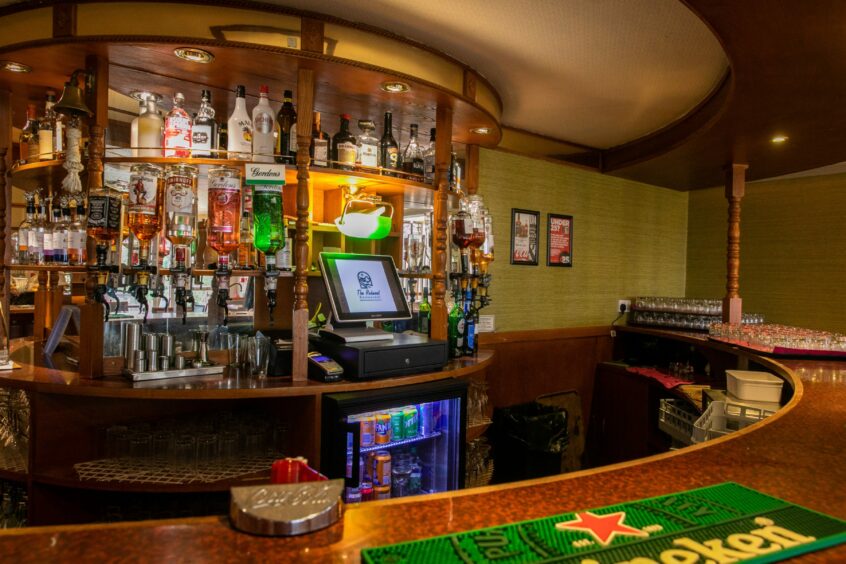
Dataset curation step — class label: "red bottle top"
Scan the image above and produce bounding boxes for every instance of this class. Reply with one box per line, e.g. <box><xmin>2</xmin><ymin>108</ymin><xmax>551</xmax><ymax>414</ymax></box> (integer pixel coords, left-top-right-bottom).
<box><xmin>260</xmin><ymin>85</ymin><xmax>269</xmax><ymax>95</ymax></box>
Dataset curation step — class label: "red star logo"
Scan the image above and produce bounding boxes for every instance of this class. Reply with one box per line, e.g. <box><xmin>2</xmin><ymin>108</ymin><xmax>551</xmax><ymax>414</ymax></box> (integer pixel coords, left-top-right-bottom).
<box><xmin>555</xmin><ymin>511</ymin><xmax>648</xmax><ymax>546</ymax></box>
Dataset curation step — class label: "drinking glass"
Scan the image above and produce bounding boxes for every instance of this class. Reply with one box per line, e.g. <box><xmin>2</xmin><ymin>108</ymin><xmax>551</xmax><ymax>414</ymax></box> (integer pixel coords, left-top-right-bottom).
<box><xmin>173</xmin><ymin>434</ymin><xmax>197</xmax><ymax>470</ymax></box>
<box><xmin>226</xmin><ymin>333</ymin><xmax>242</xmax><ymax>366</ymax></box>
<box><xmin>248</xmin><ymin>336</ymin><xmax>271</xmax><ymax>377</ymax></box>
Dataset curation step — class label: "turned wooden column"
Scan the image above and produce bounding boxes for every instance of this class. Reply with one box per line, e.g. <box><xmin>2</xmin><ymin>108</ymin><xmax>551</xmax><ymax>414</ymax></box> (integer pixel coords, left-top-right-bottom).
<box><xmin>430</xmin><ymin>104</ymin><xmax>453</xmax><ymax>340</ymax></box>
<box><xmin>0</xmin><ymin>147</ymin><xmax>7</xmax><ymax>329</ymax></box>
<box><xmin>292</xmin><ymin>68</ymin><xmax>315</xmax><ymax>381</ymax></box>
<box><xmin>723</xmin><ymin>163</ymin><xmax>747</xmax><ymax>324</ymax></box>
<box><xmin>465</xmin><ymin>144</ymin><xmax>479</xmax><ymax>195</ymax></box>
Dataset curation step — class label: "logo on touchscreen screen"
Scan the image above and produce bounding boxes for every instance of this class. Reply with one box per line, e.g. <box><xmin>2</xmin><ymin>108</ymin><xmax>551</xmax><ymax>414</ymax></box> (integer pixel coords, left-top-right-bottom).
<box><xmin>356</xmin><ymin>271</ymin><xmax>381</xmax><ymax>301</ymax></box>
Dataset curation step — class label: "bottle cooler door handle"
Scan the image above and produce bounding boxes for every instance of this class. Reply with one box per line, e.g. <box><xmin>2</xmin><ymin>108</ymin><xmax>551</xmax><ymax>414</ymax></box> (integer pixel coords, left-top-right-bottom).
<box><xmin>345</xmin><ymin>420</ymin><xmax>361</xmax><ymax>487</ymax></box>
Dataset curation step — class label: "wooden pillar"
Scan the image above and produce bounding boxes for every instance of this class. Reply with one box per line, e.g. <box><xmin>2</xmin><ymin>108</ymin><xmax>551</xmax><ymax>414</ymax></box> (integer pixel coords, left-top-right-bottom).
<box><xmin>723</xmin><ymin>163</ymin><xmax>747</xmax><ymax>324</ymax></box>
<box><xmin>292</xmin><ymin>68</ymin><xmax>315</xmax><ymax>381</ymax></box>
<box><xmin>465</xmin><ymin>144</ymin><xmax>479</xmax><ymax>195</ymax></box>
<box><xmin>0</xmin><ymin>147</ymin><xmax>7</xmax><ymax>335</ymax></box>
<box><xmin>430</xmin><ymin>104</ymin><xmax>453</xmax><ymax>340</ymax></box>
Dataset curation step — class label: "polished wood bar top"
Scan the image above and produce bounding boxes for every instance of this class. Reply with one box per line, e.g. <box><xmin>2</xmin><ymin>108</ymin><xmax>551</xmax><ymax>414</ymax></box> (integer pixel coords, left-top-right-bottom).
<box><xmin>0</xmin><ymin>340</ymin><xmax>493</xmax><ymax>399</ymax></box>
<box><xmin>1</xmin><ymin>330</ymin><xmax>844</xmax><ymax>562</ymax></box>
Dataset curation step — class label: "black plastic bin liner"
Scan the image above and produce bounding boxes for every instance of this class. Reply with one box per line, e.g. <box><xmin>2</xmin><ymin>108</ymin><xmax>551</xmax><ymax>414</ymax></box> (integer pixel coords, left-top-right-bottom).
<box><xmin>492</xmin><ymin>401</ymin><xmax>568</xmax><ymax>482</ymax></box>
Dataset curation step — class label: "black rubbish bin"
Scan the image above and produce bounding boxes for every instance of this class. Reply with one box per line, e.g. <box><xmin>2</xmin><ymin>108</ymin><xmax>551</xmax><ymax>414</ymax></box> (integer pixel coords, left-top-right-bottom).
<box><xmin>492</xmin><ymin>400</ymin><xmax>568</xmax><ymax>483</ymax></box>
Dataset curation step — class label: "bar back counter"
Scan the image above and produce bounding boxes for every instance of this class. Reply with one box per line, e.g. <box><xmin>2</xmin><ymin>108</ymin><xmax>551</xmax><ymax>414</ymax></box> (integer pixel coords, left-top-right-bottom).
<box><xmin>0</xmin><ymin>327</ymin><xmax>843</xmax><ymax>561</ymax></box>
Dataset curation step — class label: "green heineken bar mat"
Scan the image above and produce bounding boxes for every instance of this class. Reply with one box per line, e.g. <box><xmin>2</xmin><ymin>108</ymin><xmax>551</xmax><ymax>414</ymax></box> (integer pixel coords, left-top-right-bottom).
<box><xmin>362</xmin><ymin>482</ymin><xmax>846</xmax><ymax>563</ymax></box>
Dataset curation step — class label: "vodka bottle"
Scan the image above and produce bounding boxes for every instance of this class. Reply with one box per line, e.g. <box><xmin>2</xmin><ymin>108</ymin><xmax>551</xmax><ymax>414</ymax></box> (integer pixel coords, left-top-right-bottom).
<box><xmin>422</xmin><ymin>128</ymin><xmax>436</xmax><ymax>184</ymax></box>
<box><xmin>252</xmin><ymin>85</ymin><xmax>275</xmax><ymax>163</ymax></box>
<box><xmin>402</xmin><ymin>124</ymin><xmax>424</xmax><ymax>176</ymax></box>
<box><xmin>68</xmin><ymin>201</ymin><xmax>87</xmax><ymax>266</ymax></box>
<box><xmin>192</xmin><ymin>90</ymin><xmax>218</xmax><ymax>158</ymax></box>
<box><xmin>163</xmin><ymin>93</ymin><xmax>192</xmax><ymax>158</ymax></box>
<box><xmin>137</xmin><ymin>97</ymin><xmax>164</xmax><ymax>157</ymax></box>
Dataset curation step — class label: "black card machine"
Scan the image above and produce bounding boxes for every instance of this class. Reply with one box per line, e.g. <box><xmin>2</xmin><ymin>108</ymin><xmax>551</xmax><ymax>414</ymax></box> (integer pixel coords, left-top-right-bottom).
<box><xmin>307</xmin><ymin>351</ymin><xmax>344</xmax><ymax>382</ymax></box>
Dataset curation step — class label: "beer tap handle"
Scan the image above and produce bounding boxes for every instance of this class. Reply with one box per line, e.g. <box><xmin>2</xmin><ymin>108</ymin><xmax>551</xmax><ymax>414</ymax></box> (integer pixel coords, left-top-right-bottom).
<box><xmin>134</xmin><ymin>285</ymin><xmax>149</xmax><ymax>323</ymax></box>
<box><xmin>94</xmin><ymin>285</ymin><xmax>109</xmax><ymax>322</ymax></box>
<box><xmin>217</xmin><ymin>289</ymin><xmax>230</xmax><ymax>326</ymax></box>
<box><xmin>105</xmin><ymin>284</ymin><xmax>121</xmax><ymax>317</ymax></box>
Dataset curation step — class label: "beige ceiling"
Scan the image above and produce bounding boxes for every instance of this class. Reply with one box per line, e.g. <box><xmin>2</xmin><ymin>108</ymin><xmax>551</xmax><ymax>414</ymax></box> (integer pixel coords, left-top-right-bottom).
<box><xmin>265</xmin><ymin>0</ymin><xmax>729</xmax><ymax>149</ymax></box>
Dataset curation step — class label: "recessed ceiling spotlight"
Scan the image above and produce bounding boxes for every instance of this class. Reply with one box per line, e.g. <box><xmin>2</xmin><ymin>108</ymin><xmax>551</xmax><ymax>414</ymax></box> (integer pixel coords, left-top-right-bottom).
<box><xmin>1</xmin><ymin>61</ymin><xmax>31</xmax><ymax>73</ymax></box>
<box><xmin>771</xmin><ymin>135</ymin><xmax>788</xmax><ymax>144</ymax></box>
<box><xmin>470</xmin><ymin>127</ymin><xmax>491</xmax><ymax>135</ymax></box>
<box><xmin>173</xmin><ymin>47</ymin><xmax>214</xmax><ymax>64</ymax></box>
<box><xmin>380</xmin><ymin>81</ymin><xmax>410</xmax><ymax>94</ymax></box>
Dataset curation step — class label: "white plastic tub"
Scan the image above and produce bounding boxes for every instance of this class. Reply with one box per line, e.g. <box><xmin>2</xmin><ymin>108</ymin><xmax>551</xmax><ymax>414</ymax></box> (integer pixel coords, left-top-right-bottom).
<box><xmin>726</xmin><ymin>370</ymin><xmax>784</xmax><ymax>403</ymax></box>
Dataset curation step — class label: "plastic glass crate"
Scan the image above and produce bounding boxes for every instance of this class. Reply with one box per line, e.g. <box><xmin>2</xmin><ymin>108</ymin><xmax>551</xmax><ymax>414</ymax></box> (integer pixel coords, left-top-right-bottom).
<box><xmin>658</xmin><ymin>398</ymin><xmax>699</xmax><ymax>445</ymax></box>
<box><xmin>691</xmin><ymin>401</ymin><xmax>775</xmax><ymax>443</ymax></box>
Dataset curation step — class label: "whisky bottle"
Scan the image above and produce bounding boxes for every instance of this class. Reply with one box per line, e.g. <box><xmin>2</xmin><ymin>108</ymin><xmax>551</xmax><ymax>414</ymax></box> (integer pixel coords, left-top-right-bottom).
<box><xmin>88</xmin><ymin>184</ymin><xmax>122</xmax><ymax>268</ymax></box>
<box><xmin>275</xmin><ymin>89</ymin><xmax>297</xmax><ymax>164</ymax></box>
<box><xmin>33</xmin><ymin>203</ymin><xmax>47</xmax><ymax>265</ymax></box>
<box><xmin>39</xmin><ymin>92</ymin><xmax>56</xmax><ymax>160</ymax></box>
<box><xmin>192</xmin><ymin>90</ymin><xmax>218</xmax><ymax>158</ymax></box>
<box><xmin>379</xmin><ymin>111</ymin><xmax>399</xmax><ymax>174</ymax></box>
<box><xmin>19</xmin><ymin>104</ymin><xmax>38</xmax><ymax>163</ymax></box>
<box><xmin>310</xmin><ymin>111</ymin><xmax>329</xmax><ymax>167</ymax></box>
<box><xmin>17</xmin><ymin>196</ymin><xmax>35</xmax><ymax>264</ymax></box>
<box><xmin>332</xmin><ymin>114</ymin><xmax>357</xmax><ymax>171</ymax></box>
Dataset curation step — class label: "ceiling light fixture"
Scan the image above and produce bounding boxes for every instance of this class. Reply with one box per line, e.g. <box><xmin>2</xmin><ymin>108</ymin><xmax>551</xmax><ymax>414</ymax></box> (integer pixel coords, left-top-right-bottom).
<box><xmin>1</xmin><ymin>61</ymin><xmax>31</xmax><ymax>73</ymax></box>
<box><xmin>771</xmin><ymin>135</ymin><xmax>788</xmax><ymax>144</ymax></box>
<box><xmin>380</xmin><ymin>81</ymin><xmax>410</xmax><ymax>94</ymax></box>
<box><xmin>173</xmin><ymin>47</ymin><xmax>215</xmax><ymax>64</ymax></box>
<box><xmin>470</xmin><ymin>127</ymin><xmax>491</xmax><ymax>135</ymax></box>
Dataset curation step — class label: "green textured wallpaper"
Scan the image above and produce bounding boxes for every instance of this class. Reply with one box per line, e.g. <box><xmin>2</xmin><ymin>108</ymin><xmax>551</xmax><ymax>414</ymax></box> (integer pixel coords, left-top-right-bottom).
<box><xmin>479</xmin><ymin>149</ymin><xmax>689</xmax><ymax>331</ymax></box>
<box><xmin>686</xmin><ymin>173</ymin><xmax>846</xmax><ymax>333</ymax></box>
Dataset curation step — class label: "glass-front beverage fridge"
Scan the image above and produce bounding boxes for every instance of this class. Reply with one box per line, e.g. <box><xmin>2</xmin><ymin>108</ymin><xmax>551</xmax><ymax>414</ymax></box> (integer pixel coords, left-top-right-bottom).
<box><xmin>322</xmin><ymin>379</ymin><xmax>467</xmax><ymax>503</ymax></box>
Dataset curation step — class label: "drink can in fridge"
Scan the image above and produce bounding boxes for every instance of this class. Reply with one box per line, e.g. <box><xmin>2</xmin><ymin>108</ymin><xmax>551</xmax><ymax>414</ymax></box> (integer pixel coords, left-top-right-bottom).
<box><xmin>390</xmin><ymin>410</ymin><xmax>404</xmax><ymax>441</ymax></box>
<box><xmin>360</xmin><ymin>414</ymin><xmax>376</xmax><ymax>447</ymax></box>
<box><xmin>360</xmin><ymin>481</ymin><xmax>374</xmax><ymax>502</ymax></box>
<box><xmin>375</xmin><ymin>413</ymin><xmax>391</xmax><ymax>444</ymax></box>
<box><xmin>419</xmin><ymin>402</ymin><xmax>434</xmax><ymax>436</ymax></box>
<box><xmin>374</xmin><ymin>485</ymin><xmax>391</xmax><ymax>500</ymax></box>
<box><xmin>372</xmin><ymin>450</ymin><xmax>391</xmax><ymax>487</ymax></box>
<box><xmin>403</xmin><ymin>406</ymin><xmax>418</xmax><ymax>438</ymax></box>
<box><xmin>345</xmin><ymin>487</ymin><xmax>362</xmax><ymax>504</ymax></box>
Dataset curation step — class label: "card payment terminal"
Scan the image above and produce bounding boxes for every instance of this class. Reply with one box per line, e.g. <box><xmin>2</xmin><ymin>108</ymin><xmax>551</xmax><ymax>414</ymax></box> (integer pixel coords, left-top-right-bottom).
<box><xmin>307</xmin><ymin>351</ymin><xmax>344</xmax><ymax>382</ymax></box>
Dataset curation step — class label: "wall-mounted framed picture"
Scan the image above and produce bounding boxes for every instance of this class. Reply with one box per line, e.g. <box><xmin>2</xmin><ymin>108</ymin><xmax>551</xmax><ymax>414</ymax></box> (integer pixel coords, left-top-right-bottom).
<box><xmin>510</xmin><ymin>208</ymin><xmax>539</xmax><ymax>265</ymax></box>
<box><xmin>547</xmin><ymin>213</ymin><xmax>573</xmax><ymax>267</ymax></box>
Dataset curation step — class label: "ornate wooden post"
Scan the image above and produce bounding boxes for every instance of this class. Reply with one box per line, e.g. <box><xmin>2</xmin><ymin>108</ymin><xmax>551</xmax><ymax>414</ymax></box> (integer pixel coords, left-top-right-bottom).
<box><xmin>430</xmin><ymin>104</ymin><xmax>453</xmax><ymax>340</ymax></box>
<box><xmin>0</xmin><ymin>147</ymin><xmax>7</xmax><ymax>327</ymax></box>
<box><xmin>723</xmin><ymin>163</ymin><xmax>747</xmax><ymax>324</ymax></box>
<box><xmin>292</xmin><ymin>68</ymin><xmax>315</xmax><ymax>381</ymax></box>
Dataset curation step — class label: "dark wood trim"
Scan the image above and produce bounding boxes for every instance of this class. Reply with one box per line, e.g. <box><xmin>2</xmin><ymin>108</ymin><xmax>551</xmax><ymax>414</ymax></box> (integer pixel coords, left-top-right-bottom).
<box><xmin>465</xmin><ymin>144</ymin><xmax>479</xmax><ymax>194</ymax></box>
<box><xmin>462</xmin><ymin>69</ymin><xmax>477</xmax><ymax>101</ymax></box>
<box><xmin>299</xmin><ymin>17</ymin><xmax>324</xmax><ymax>54</ymax></box>
<box><xmin>479</xmin><ymin>326</ymin><xmax>611</xmax><ymax>345</ymax></box>
<box><xmin>601</xmin><ymin>70</ymin><xmax>732</xmax><ymax>172</ymax></box>
<box><xmin>52</xmin><ymin>2</ymin><xmax>77</xmax><ymax>38</ymax></box>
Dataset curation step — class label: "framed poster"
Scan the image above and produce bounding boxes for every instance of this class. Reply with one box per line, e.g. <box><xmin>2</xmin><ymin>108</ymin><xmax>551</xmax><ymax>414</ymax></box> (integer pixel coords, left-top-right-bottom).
<box><xmin>510</xmin><ymin>208</ymin><xmax>539</xmax><ymax>265</ymax></box>
<box><xmin>547</xmin><ymin>213</ymin><xmax>573</xmax><ymax>267</ymax></box>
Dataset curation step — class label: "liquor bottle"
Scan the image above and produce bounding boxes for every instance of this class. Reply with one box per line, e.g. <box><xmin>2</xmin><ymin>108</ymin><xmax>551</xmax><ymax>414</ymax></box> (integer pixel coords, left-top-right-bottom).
<box><xmin>462</xmin><ymin>286</ymin><xmax>476</xmax><ymax>356</ymax></box>
<box><xmin>17</xmin><ymin>195</ymin><xmax>35</xmax><ymax>264</ymax></box>
<box><xmin>163</xmin><ymin>92</ymin><xmax>192</xmax><ymax>158</ymax></box>
<box><xmin>252</xmin><ymin>184</ymin><xmax>284</xmax><ymax>259</ymax></box>
<box><xmin>238</xmin><ymin>211</ymin><xmax>255</xmax><ymax>268</ymax></box>
<box><xmin>402</xmin><ymin>124</ymin><xmax>424</xmax><ymax>176</ymax></box>
<box><xmin>43</xmin><ymin>204</ymin><xmax>56</xmax><ymax>265</ymax></box>
<box><xmin>379</xmin><ymin>111</ymin><xmax>399</xmax><ymax>174</ymax></box>
<box><xmin>252</xmin><ymin>85</ymin><xmax>275</xmax><ymax>163</ymax></box>
<box><xmin>418</xmin><ymin>286</ymin><xmax>431</xmax><ymax>336</ymax></box>
<box><xmin>39</xmin><ymin>92</ymin><xmax>55</xmax><ymax>160</ymax></box>
<box><xmin>207</xmin><ymin>166</ymin><xmax>242</xmax><ymax>269</ymax></box>
<box><xmin>357</xmin><ymin>120</ymin><xmax>379</xmax><ymax>168</ymax></box>
<box><xmin>449</xmin><ymin>151</ymin><xmax>462</xmax><ymax>192</ymax></box>
<box><xmin>52</xmin><ymin>202</ymin><xmax>69</xmax><ymax>265</ymax></box>
<box><xmin>127</xmin><ymin>163</ymin><xmax>164</xmax><ymax>266</ymax></box>
<box><xmin>68</xmin><ymin>200</ymin><xmax>87</xmax><ymax>266</ymax></box>
<box><xmin>227</xmin><ymin>85</ymin><xmax>252</xmax><ymax>160</ymax></box>
<box><xmin>423</xmin><ymin>128</ymin><xmax>436</xmax><ymax>184</ymax></box>
<box><xmin>447</xmin><ymin>285</ymin><xmax>464</xmax><ymax>358</ymax></box>
<box><xmin>130</xmin><ymin>98</ymin><xmax>147</xmax><ymax>157</ymax></box>
<box><xmin>35</xmin><ymin>201</ymin><xmax>53</xmax><ymax>264</ymax></box>
<box><xmin>87</xmin><ymin>183</ymin><xmax>123</xmax><ymax>268</ymax></box>
<box><xmin>310</xmin><ymin>111</ymin><xmax>329</xmax><ymax>167</ymax></box>
<box><xmin>275</xmin><ymin>89</ymin><xmax>297</xmax><ymax>164</ymax></box>
<box><xmin>47</xmin><ymin>90</ymin><xmax>64</xmax><ymax>156</ymax></box>
<box><xmin>32</xmin><ymin>203</ymin><xmax>47</xmax><ymax>265</ymax></box>
<box><xmin>19</xmin><ymin>104</ymin><xmax>38</xmax><ymax>163</ymax></box>
<box><xmin>192</xmin><ymin>90</ymin><xmax>218</xmax><ymax>158</ymax></box>
<box><xmin>332</xmin><ymin>114</ymin><xmax>357</xmax><ymax>171</ymax></box>
<box><xmin>164</xmin><ymin>164</ymin><xmax>198</xmax><ymax>262</ymax></box>
<box><xmin>137</xmin><ymin>96</ymin><xmax>164</xmax><ymax>158</ymax></box>
<box><xmin>218</xmin><ymin>122</ymin><xmax>228</xmax><ymax>157</ymax></box>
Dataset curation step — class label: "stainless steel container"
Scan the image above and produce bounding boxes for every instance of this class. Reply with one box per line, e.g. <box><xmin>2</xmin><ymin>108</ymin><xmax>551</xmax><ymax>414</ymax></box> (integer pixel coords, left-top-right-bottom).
<box><xmin>144</xmin><ymin>333</ymin><xmax>160</xmax><ymax>353</ymax></box>
<box><xmin>160</xmin><ymin>335</ymin><xmax>175</xmax><ymax>358</ymax></box>
<box><xmin>174</xmin><ymin>355</ymin><xmax>186</xmax><ymax>370</ymax></box>
<box><xmin>147</xmin><ymin>354</ymin><xmax>159</xmax><ymax>372</ymax></box>
<box><xmin>159</xmin><ymin>355</ymin><xmax>171</xmax><ymax>371</ymax></box>
<box><xmin>133</xmin><ymin>350</ymin><xmax>147</xmax><ymax>373</ymax></box>
<box><xmin>123</xmin><ymin>322</ymin><xmax>142</xmax><ymax>364</ymax></box>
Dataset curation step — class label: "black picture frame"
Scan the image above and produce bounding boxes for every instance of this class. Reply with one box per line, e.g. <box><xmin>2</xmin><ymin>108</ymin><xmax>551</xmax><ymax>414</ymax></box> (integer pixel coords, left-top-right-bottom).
<box><xmin>547</xmin><ymin>213</ymin><xmax>573</xmax><ymax>267</ymax></box>
<box><xmin>510</xmin><ymin>208</ymin><xmax>540</xmax><ymax>265</ymax></box>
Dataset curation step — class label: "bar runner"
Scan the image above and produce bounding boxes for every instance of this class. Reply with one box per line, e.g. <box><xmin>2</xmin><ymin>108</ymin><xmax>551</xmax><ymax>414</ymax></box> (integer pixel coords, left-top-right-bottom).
<box><xmin>362</xmin><ymin>482</ymin><xmax>846</xmax><ymax>563</ymax></box>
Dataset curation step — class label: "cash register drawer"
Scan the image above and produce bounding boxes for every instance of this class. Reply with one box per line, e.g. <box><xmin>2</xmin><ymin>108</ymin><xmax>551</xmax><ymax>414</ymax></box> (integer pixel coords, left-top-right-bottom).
<box><xmin>363</xmin><ymin>341</ymin><xmax>447</xmax><ymax>377</ymax></box>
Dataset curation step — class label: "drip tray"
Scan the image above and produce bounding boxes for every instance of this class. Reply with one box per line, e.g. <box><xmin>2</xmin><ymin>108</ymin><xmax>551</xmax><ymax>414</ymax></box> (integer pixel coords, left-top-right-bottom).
<box><xmin>123</xmin><ymin>365</ymin><xmax>225</xmax><ymax>382</ymax></box>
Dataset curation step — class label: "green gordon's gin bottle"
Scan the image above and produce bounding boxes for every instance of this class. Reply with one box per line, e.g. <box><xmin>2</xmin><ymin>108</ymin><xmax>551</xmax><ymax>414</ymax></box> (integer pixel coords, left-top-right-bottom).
<box><xmin>447</xmin><ymin>285</ymin><xmax>464</xmax><ymax>358</ymax></box>
<box><xmin>252</xmin><ymin>183</ymin><xmax>285</xmax><ymax>263</ymax></box>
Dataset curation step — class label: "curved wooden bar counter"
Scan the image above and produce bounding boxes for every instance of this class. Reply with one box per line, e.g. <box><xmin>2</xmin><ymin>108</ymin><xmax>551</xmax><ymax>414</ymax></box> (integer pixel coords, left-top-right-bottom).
<box><xmin>0</xmin><ymin>329</ymin><xmax>843</xmax><ymax>561</ymax></box>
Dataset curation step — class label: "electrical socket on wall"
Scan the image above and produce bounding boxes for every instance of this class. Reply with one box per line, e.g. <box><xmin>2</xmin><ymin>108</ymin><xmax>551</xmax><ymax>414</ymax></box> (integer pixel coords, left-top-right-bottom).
<box><xmin>617</xmin><ymin>299</ymin><xmax>631</xmax><ymax>314</ymax></box>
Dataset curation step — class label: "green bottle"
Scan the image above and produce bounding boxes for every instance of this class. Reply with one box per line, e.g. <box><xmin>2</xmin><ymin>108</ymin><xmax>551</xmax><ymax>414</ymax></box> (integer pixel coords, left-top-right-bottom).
<box><xmin>418</xmin><ymin>287</ymin><xmax>431</xmax><ymax>336</ymax></box>
<box><xmin>252</xmin><ymin>184</ymin><xmax>285</xmax><ymax>263</ymax></box>
<box><xmin>447</xmin><ymin>285</ymin><xmax>464</xmax><ymax>358</ymax></box>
